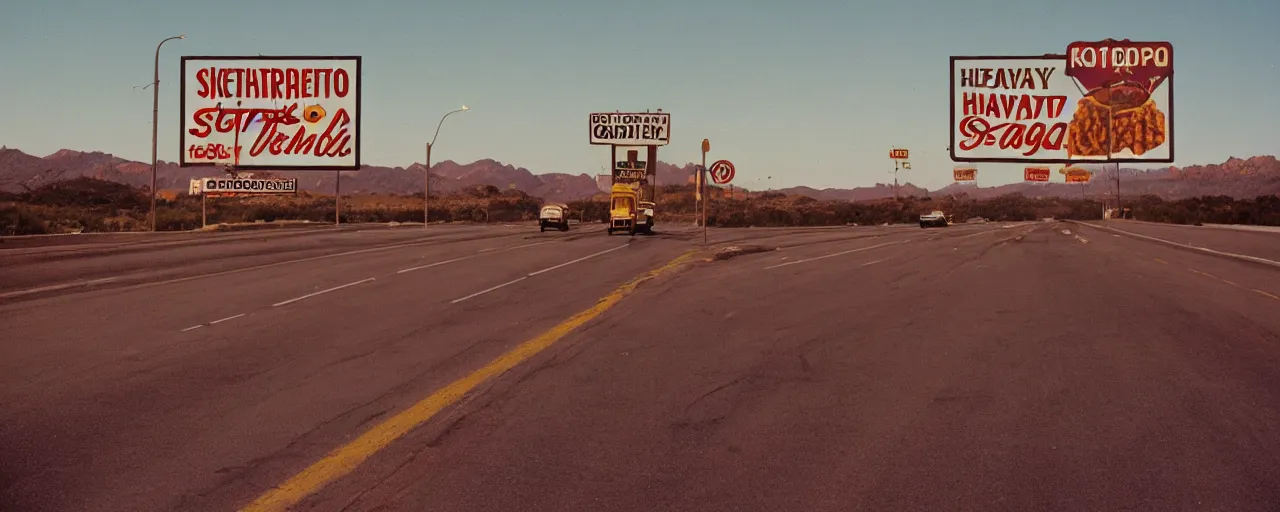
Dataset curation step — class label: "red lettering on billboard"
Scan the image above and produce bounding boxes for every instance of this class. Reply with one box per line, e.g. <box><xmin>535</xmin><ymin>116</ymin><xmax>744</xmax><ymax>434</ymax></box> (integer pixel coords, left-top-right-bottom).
<box><xmin>1066</xmin><ymin>40</ymin><xmax>1172</xmax><ymax>93</ymax></box>
<box><xmin>185</xmin><ymin>103</ymin><xmax>353</xmax><ymax>159</ymax></box>
<box><xmin>193</xmin><ymin>67</ymin><xmax>351</xmax><ymax>100</ymax></box>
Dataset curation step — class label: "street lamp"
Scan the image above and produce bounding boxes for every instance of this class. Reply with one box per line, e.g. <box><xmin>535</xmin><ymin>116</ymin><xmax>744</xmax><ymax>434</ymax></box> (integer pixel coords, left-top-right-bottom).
<box><xmin>149</xmin><ymin>34</ymin><xmax>184</xmax><ymax>232</ymax></box>
<box><xmin>424</xmin><ymin>105</ymin><xmax>469</xmax><ymax>226</ymax></box>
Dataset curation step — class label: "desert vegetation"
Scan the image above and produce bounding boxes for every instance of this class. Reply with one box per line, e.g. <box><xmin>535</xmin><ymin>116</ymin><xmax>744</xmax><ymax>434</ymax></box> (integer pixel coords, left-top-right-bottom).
<box><xmin>2</xmin><ymin>177</ymin><xmax>1278</xmax><ymax>236</ymax></box>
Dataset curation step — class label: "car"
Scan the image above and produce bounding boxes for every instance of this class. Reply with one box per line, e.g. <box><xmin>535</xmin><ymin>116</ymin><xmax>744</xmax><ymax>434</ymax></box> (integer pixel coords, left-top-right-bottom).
<box><xmin>539</xmin><ymin>204</ymin><xmax>570</xmax><ymax>232</ymax></box>
<box><xmin>919</xmin><ymin>210</ymin><xmax>949</xmax><ymax>228</ymax></box>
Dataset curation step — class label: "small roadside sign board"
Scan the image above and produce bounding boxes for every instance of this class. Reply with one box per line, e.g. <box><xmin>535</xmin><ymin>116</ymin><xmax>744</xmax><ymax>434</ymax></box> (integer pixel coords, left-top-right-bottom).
<box><xmin>694</xmin><ymin>164</ymin><xmax>705</xmax><ymax>200</ymax></box>
<box><xmin>709</xmin><ymin>160</ymin><xmax>736</xmax><ymax>185</ymax></box>
<box><xmin>1024</xmin><ymin>167</ymin><xmax>1051</xmax><ymax>182</ymax></box>
<box><xmin>200</xmin><ymin>177</ymin><xmax>299</xmax><ymax>197</ymax></box>
<box><xmin>890</xmin><ymin>148</ymin><xmax>909</xmax><ymax>160</ymax></box>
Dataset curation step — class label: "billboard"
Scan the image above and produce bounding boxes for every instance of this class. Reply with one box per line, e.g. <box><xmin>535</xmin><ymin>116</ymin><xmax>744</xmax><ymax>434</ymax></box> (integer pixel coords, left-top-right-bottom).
<box><xmin>889</xmin><ymin>148</ymin><xmax>909</xmax><ymax>160</ymax></box>
<box><xmin>953</xmin><ymin>168</ymin><xmax>977</xmax><ymax>181</ymax></box>
<box><xmin>1024</xmin><ymin>167</ymin><xmax>1051</xmax><ymax>182</ymax></box>
<box><xmin>1064</xmin><ymin>168</ymin><xmax>1092</xmax><ymax>183</ymax></box>
<box><xmin>201</xmin><ymin>177</ymin><xmax>299</xmax><ymax>197</ymax></box>
<box><xmin>180</xmin><ymin>56</ymin><xmax>362</xmax><ymax>170</ymax></box>
<box><xmin>589</xmin><ymin>113</ymin><xmax>671</xmax><ymax>146</ymax></box>
<box><xmin>950</xmin><ymin>40</ymin><xmax>1173</xmax><ymax>164</ymax></box>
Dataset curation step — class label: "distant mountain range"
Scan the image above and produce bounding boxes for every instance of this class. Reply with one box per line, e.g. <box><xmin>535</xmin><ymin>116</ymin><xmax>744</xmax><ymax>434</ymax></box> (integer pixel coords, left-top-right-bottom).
<box><xmin>1</xmin><ymin>146</ymin><xmax>1277</xmax><ymax>202</ymax></box>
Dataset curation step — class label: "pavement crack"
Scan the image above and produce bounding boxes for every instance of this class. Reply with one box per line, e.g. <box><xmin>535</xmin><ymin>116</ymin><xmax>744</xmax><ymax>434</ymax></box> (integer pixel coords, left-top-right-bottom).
<box><xmin>423</xmin><ymin>413</ymin><xmax>469</xmax><ymax>448</ymax></box>
<box><xmin>798</xmin><ymin>352</ymin><xmax>814</xmax><ymax>374</ymax></box>
<box><xmin>684</xmin><ymin>376</ymin><xmax>747</xmax><ymax>413</ymax></box>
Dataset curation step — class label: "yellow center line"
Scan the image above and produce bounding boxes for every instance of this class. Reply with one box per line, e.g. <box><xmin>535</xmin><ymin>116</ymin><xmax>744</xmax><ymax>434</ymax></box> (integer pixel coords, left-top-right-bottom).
<box><xmin>1154</xmin><ymin>258</ymin><xmax>1168</xmax><ymax>264</ymax></box>
<box><xmin>239</xmin><ymin>250</ymin><xmax>700</xmax><ymax>512</ymax></box>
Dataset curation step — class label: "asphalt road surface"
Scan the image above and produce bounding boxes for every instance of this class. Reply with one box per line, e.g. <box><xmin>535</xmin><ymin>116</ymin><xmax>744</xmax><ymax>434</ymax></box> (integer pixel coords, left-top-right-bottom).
<box><xmin>2</xmin><ymin>220</ymin><xmax>1280</xmax><ymax>511</ymax></box>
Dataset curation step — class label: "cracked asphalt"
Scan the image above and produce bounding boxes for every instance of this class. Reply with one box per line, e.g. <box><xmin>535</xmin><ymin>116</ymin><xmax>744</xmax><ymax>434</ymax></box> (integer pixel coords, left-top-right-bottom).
<box><xmin>3</xmin><ymin>220</ymin><xmax>1280</xmax><ymax>511</ymax></box>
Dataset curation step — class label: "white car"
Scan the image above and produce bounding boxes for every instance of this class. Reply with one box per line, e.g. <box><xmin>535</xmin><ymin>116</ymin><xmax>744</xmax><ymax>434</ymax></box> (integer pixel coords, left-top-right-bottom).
<box><xmin>919</xmin><ymin>210</ymin><xmax>950</xmax><ymax>228</ymax></box>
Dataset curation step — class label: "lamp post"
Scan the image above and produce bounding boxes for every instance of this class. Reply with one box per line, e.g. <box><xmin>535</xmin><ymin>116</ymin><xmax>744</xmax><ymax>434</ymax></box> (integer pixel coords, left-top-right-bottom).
<box><xmin>424</xmin><ymin>105</ymin><xmax>469</xmax><ymax>226</ymax></box>
<box><xmin>149</xmin><ymin>35</ymin><xmax>185</xmax><ymax>232</ymax></box>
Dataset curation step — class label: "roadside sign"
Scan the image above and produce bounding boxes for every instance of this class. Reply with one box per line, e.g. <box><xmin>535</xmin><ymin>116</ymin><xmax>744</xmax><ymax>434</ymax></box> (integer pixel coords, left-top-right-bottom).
<box><xmin>954</xmin><ymin>168</ymin><xmax>977</xmax><ymax>181</ymax></box>
<box><xmin>694</xmin><ymin>164</ymin><xmax>705</xmax><ymax>200</ymax></box>
<box><xmin>702</xmin><ymin>139</ymin><xmax>711</xmax><ymax>153</ymax></box>
<box><xmin>200</xmin><ymin>177</ymin><xmax>299</xmax><ymax>197</ymax></box>
<box><xmin>1065</xmin><ymin>168</ymin><xmax>1092</xmax><ymax>183</ymax></box>
<box><xmin>890</xmin><ymin>148</ymin><xmax>909</xmax><ymax>160</ymax></box>
<box><xmin>708</xmin><ymin>160</ymin><xmax>736</xmax><ymax>185</ymax></box>
<box><xmin>1024</xmin><ymin>167</ymin><xmax>1051</xmax><ymax>182</ymax></box>
<box><xmin>589</xmin><ymin>112</ymin><xmax>671</xmax><ymax>146</ymax></box>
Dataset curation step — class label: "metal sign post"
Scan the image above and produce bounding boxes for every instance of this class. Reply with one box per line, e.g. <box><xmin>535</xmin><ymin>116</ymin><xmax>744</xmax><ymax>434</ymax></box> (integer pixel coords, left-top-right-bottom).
<box><xmin>700</xmin><ymin>139</ymin><xmax>709</xmax><ymax>243</ymax></box>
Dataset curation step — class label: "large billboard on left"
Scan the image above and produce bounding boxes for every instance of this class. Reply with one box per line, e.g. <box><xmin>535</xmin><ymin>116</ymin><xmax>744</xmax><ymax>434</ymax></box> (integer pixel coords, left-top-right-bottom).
<box><xmin>180</xmin><ymin>56</ymin><xmax>361</xmax><ymax>170</ymax></box>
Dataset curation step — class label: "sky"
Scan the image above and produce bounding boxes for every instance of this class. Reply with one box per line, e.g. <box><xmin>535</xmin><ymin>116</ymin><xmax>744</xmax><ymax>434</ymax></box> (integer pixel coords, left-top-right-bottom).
<box><xmin>1</xmin><ymin>0</ymin><xmax>1277</xmax><ymax>191</ymax></box>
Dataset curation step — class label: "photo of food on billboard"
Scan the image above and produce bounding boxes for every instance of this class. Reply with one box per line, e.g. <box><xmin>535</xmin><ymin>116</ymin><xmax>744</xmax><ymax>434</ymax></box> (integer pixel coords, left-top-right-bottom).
<box><xmin>950</xmin><ymin>41</ymin><xmax>1173</xmax><ymax>164</ymax></box>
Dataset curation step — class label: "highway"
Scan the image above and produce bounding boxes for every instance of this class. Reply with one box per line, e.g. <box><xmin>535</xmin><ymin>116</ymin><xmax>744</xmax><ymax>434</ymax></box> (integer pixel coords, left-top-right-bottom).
<box><xmin>2</xmin><ymin>220</ymin><xmax>1279</xmax><ymax>511</ymax></box>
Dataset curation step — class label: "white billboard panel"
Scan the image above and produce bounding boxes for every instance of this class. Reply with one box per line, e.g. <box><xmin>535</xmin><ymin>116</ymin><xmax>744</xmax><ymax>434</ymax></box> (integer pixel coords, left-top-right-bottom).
<box><xmin>950</xmin><ymin>53</ymin><xmax>1172</xmax><ymax>164</ymax></box>
<box><xmin>180</xmin><ymin>56</ymin><xmax>361</xmax><ymax>170</ymax></box>
<box><xmin>589</xmin><ymin>112</ymin><xmax>670</xmax><ymax>146</ymax></box>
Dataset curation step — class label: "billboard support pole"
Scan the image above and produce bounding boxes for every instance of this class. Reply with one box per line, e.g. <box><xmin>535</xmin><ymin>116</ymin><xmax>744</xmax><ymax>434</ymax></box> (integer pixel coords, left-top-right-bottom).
<box><xmin>1106</xmin><ymin>82</ymin><xmax>1120</xmax><ymax>217</ymax></box>
<box><xmin>335</xmin><ymin>170</ymin><xmax>342</xmax><ymax>225</ymax></box>
<box><xmin>430</xmin><ymin>142</ymin><xmax>435</xmax><ymax>226</ymax></box>
<box><xmin>893</xmin><ymin>159</ymin><xmax>900</xmax><ymax>200</ymax></box>
<box><xmin>149</xmin><ymin>35</ymin><xmax>184</xmax><ymax>232</ymax></box>
<box><xmin>701</xmin><ymin>145</ymin><xmax>708</xmax><ymax>243</ymax></box>
<box><xmin>202</xmin><ymin>193</ymin><xmax>207</xmax><ymax>228</ymax></box>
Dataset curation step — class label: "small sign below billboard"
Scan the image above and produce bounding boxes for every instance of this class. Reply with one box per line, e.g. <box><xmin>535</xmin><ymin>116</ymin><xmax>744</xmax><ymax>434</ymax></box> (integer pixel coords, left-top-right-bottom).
<box><xmin>612</xmin><ymin>146</ymin><xmax>650</xmax><ymax>184</ymax></box>
<box><xmin>201</xmin><ymin>177</ymin><xmax>299</xmax><ymax>197</ymax></box>
<box><xmin>1024</xmin><ymin>167</ymin><xmax>1051</xmax><ymax>182</ymax></box>
<box><xmin>1065</xmin><ymin>168</ymin><xmax>1092</xmax><ymax>183</ymax></box>
<box><xmin>589</xmin><ymin>113</ymin><xmax>671</xmax><ymax>146</ymax></box>
<box><xmin>953</xmin><ymin>168</ymin><xmax>977</xmax><ymax>181</ymax></box>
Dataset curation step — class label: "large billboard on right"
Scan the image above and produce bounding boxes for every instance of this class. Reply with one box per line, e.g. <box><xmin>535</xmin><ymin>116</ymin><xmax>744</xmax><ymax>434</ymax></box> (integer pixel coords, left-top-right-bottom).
<box><xmin>950</xmin><ymin>40</ymin><xmax>1173</xmax><ymax>164</ymax></box>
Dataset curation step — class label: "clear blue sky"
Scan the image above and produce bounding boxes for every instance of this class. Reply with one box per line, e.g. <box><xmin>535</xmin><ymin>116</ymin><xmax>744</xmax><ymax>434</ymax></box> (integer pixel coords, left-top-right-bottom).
<box><xmin>1</xmin><ymin>0</ymin><xmax>1276</xmax><ymax>190</ymax></box>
